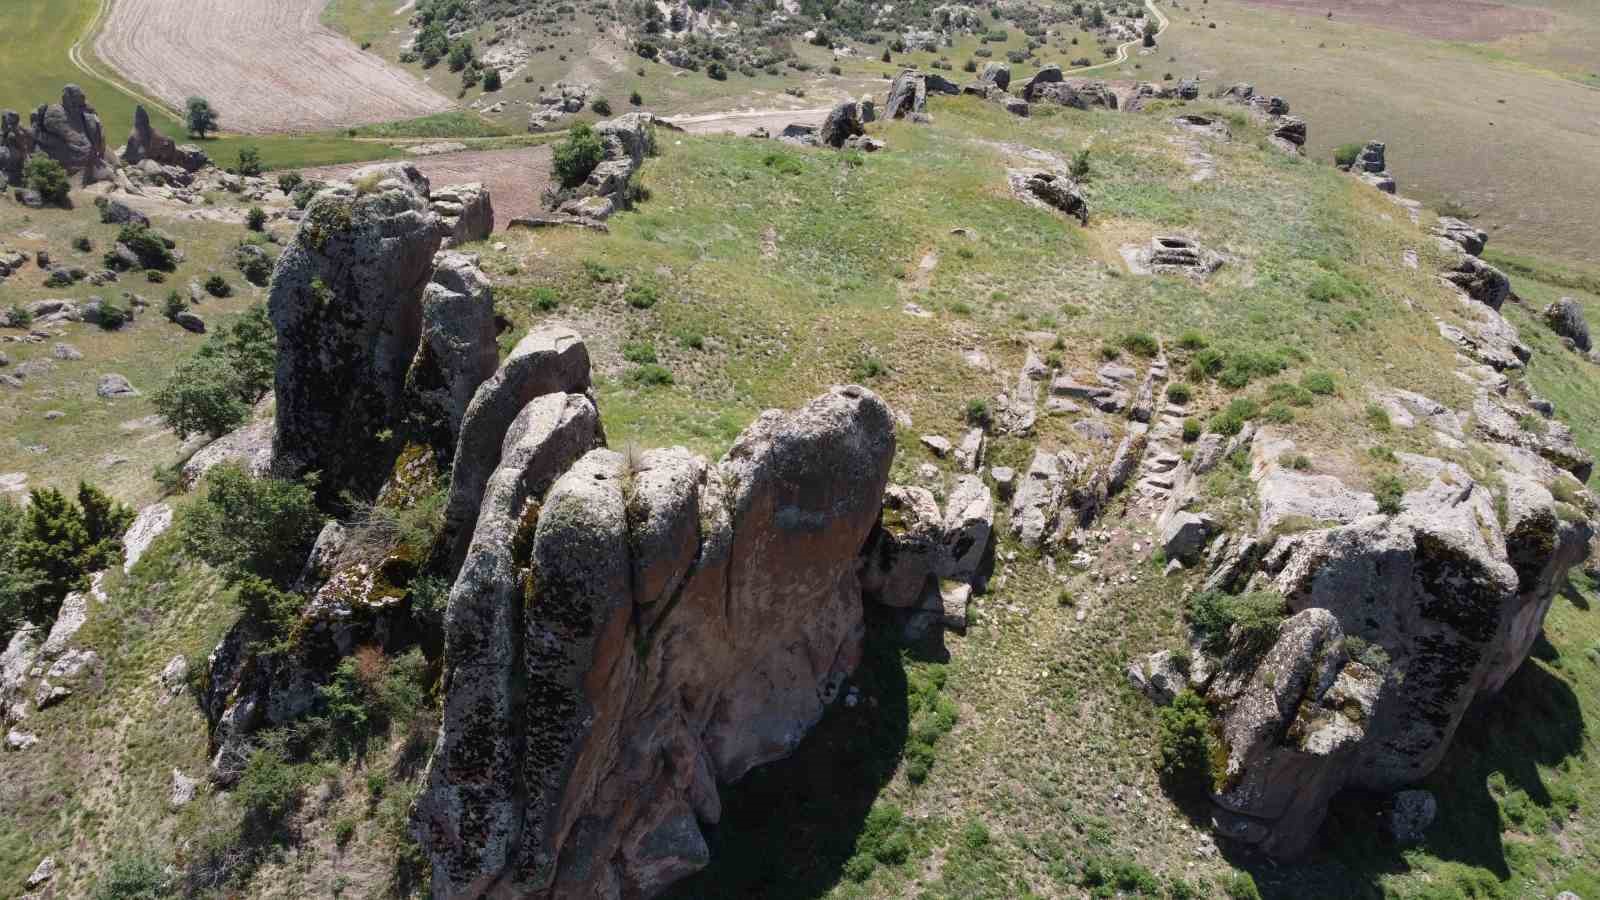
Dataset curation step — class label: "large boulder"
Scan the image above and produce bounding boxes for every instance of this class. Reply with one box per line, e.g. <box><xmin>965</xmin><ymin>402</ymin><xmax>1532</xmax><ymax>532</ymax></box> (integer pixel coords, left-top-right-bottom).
<box><xmin>1543</xmin><ymin>297</ymin><xmax>1591</xmax><ymax>352</ymax></box>
<box><xmin>1442</xmin><ymin>253</ymin><xmax>1512</xmax><ymax>310</ymax></box>
<box><xmin>1011</xmin><ymin>171</ymin><xmax>1089</xmax><ymax>225</ymax></box>
<box><xmin>819</xmin><ymin>100</ymin><xmax>865</xmax><ymax>149</ymax></box>
<box><xmin>0</xmin><ymin>109</ymin><xmax>32</xmax><ymax>185</ymax></box>
<box><xmin>1019</xmin><ymin>64</ymin><xmax>1063</xmax><ymax>101</ymax></box>
<box><xmin>429</xmin><ymin>183</ymin><xmax>494</xmax><ymax>247</ymax></box>
<box><xmin>979</xmin><ymin>62</ymin><xmax>1011</xmax><ymax>91</ymax></box>
<box><xmin>1199</xmin><ymin>448</ymin><xmax>1592</xmax><ymax>858</ymax></box>
<box><xmin>1432</xmin><ymin>217</ymin><xmax>1487</xmax><ymax>257</ymax></box>
<box><xmin>267</xmin><ymin>162</ymin><xmax>442</xmax><ymax>490</ymax></box>
<box><xmin>30</xmin><ymin>85</ymin><xmax>115</xmax><ymax>184</ymax></box>
<box><xmin>885</xmin><ymin>70</ymin><xmax>929</xmax><ymax>119</ymax></box>
<box><xmin>121</xmin><ymin>105</ymin><xmax>208</xmax><ymax>172</ymax></box>
<box><xmin>415</xmin><ymin>386</ymin><xmax>895</xmax><ymax>898</ymax></box>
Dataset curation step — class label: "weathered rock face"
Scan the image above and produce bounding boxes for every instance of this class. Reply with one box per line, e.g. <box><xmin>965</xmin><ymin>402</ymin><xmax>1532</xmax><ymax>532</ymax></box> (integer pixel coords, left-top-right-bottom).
<box><xmin>1196</xmin><ymin>441</ymin><xmax>1593</xmax><ymax>858</ymax></box>
<box><xmin>121</xmin><ymin>105</ymin><xmax>208</xmax><ymax>172</ymax></box>
<box><xmin>1010</xmin><ymin>171</ymin><xmax>1088</xmax><ymax>225</ymax></box>
<box><xmin>1433</xmin><ymin>216</ymin><xmax>1487</xmax><ymax>257</ymax></box>
<box><xmin>1543</xmin><ymin>297</ymin><xmax>1591</xmax><ymax>352</ymax></box>
<box><xmin>555</xmin><ymin>113</ymin><xmax>658</xmax><ymax>221</ymax></box>
<box><xmin>404</xmin><ymin>251</ymin><xmax>500</xmax><ymax>446</ymax></box>
<box><xmin>0</xmin><ymin>109</ymin><xmax>32</xmax><ymax>185</ymax></box>
<box><xmin>415</xmin><ymin>386</ymin><xmax>895</xmax><ymax>898</ymax></box>
<box><xmin>268</xmin><ymin>162</ymin><xmax>442</xmax><ymax>489</ymax></box>
<box><xmin>885</xmin><ymin>70</ymin><xmax>929</xmax><ymax>119</ymax></box>
<box><xmin>30</xmin><ymin>85</ymin><xmax>114</xmax><ymax>184</ymax></box>
<box><xmin>430</xmin><ymin>183</ymin><xmax>494</xmax><ymax>247</ymax></box>
<box><xmin>1442</xmin><ymin>252</ymin><xmax>1511</xmax><ymax>310</ymax></box>
<box><xmin>1031</xmin><ymin>79</ymin><xmax>1118</xmax><ymax>110</ymax></box>
<box><xmin>979</xmin><ymin>62</ymin><xmax>1011</xmax><ymax>91</ymax></box>
<box><xmin>438</xmin><ymin>325</ymin><xmax>594</xmax><ymax>571</ymax></box>
<box><xmin>1019</xmin><ymin>64</ymin><xmax>1064</xmax><ymax>101</ymax></box>
<box><xmin>819</xmin><ymin>100</ymin><xmax>865</xmax><ymax>149</ymax></box>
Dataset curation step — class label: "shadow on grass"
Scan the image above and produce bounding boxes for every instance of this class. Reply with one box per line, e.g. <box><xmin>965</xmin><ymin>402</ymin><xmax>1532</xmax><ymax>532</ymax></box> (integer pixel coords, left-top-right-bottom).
<box><xmin>1238</xmin><ymin>650</ymin><xmax>1586</xmax><ymax>900</ymax></box>
<box><xmin>660</xmin><ymin>615</ymin><xmax>935</xmax><ymax>900</ymax></box>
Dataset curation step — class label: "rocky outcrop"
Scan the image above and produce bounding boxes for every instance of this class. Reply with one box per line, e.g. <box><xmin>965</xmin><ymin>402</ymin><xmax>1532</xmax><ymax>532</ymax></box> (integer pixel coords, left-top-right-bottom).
<box><xmin>1543</xmin><ymin>297</ymin><xmax>1591</xmax><ymax>353</ymax></box>
<box><xmin>1346</xmin><ymin>140</ymin><xmax>1396</xmax><ymax>193</ymax></box>
<box><xmin>555</xmin><ymin>113</ymin><xmax>658</xmax><ymax>221</ymax></box>
<box><xmin>885</xmin><ymin>70</ymin><xmax>930</xmax><ymax>120</ymax></box>
<box><xmin>819</xmin><ymin>100</ymin><xmax>866</xmax><ymax>148</ymax></box>
<box><xmin>1441</xmin><ymin>252</ymin><xmax>1511</xmax><ymax>310</ymax></box>
<box><xmin>268</xmin><ymin>162</ymin><xmax>442</xmax><ymax>490</ymax></box>
<box><xmin>1432</xmin><ymin>216</ymin><xmax>1487</xmax><ymax>257</ymax></box>
<box><xmin>0</xmin><ymin>109</ymin><xmax>32</xmax><ymax>185</ymax></box>
<box><xmin>1190</xmin><ymin>434</ymin><xmax>1593</xmax><ymax>858</ymax></box>
<box><xmin>415</xmin><ymin>386</ymin><xmax>895</xmax><ymax>898</ymax></box>
<box><xmin>1009</xmin><ymin>171</ymin><xmax>1088</xmax><ymax>225</ymax></box>
<box><xmin>431</xmin><ymin>183</ymin><xmax>494</xmax><ymax>247</ymax></box>
<box><xmin>1019</xmin><ymin>64</ymin><xmax>1063</xmax><ymax>101</ymax></box>
<box><xmin>1030</xmin><ymin>79</ymin><xmax>1118</xmax><ymax>110</ymax></box>
<box><xmin>404</xmin><ymin>251</ymin><xmax>500</xmax><ymax>445</ymax></box>
<box><xmin>30</xmin><ymin>85</ymin><xmax>115</xmax><ymax>185</ymax></box>
<box><xmin>120</xmin><ymin>105</ymin><xmax>208</xmax><ymax>172</ymax></box>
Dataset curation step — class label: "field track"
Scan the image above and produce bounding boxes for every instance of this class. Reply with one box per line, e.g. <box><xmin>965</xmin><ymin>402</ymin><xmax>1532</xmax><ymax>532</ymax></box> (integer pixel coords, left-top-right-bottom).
<box><xmin>94</xmin><ymin>0</ymin><xmax>453</xmax><ymax>133</ymax></box>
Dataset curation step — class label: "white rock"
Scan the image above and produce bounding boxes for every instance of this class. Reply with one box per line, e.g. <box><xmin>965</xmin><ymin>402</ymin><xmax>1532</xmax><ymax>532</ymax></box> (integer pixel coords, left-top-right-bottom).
<box><xmin>26</xmin><ymin>856</ymin><xmax>55</xmax><ymax>889</ymax></box>
<box><xmin>170</xmin><ymin>768</ymin><xmax>198</xmax><ymax>807</ymax></box>
<box><xmin>5</xmin><ymin>729</ymin><xmax>38</xmax><ymax>751</ymax></box>
<box><xmin>920</xmin><ymin>434</ymin><xmax>952</xmax><ymax>457</ymax></box>
<box><xmin>122</xmin><ymin>503</ymin><xmax>173</xmax><ymax>572</ymax></box>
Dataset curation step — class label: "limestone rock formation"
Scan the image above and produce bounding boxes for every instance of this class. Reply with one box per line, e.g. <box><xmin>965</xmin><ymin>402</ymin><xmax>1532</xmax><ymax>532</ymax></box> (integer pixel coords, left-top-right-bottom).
<box><xmin>1543</xmin><ymin>297</ymin><xmax>1591</xmax><ymax>352</ymax></box>
<box><xmin>1433</xmin><ymin>216</ymin><xmax>1487</xmax><ymax>256</ymax></box>
<box><xmin>415</xmin><ymin>386</ymin><xmax>895</xmax><ymax>897</ymax></box>
<box><xmin>555</xmin><ymin>113</ymin><xmax>658</xmax><ymax>221</ymax></box>
<box><xmin>819</xmin><ymin>100</ymin><xmax>866</xmax><ymax>148</ymax></box>
<box><xmin>1019</xmin><ymin>64</ymin><xmax>1064</xmax><ymax>101</ymax></box>
<box><xmin>268</xmin><ymin>162</ymin><xmax>443</xmax><ymax>490</ymax></box>
<box><xmin>121</xmin><ymin>105</ymin><xmax>209</xmax><ymax>172</ymax></box>
<box><xmin>1192</xmin><ymin>437</ymin><xmax>1592</xmax><ymax>858</ymax></box>
<box><xmin>30</xmin><ymin>85</ymin><xmax>115</xmax><ymax>184</ymax></box>
<box><xmin>885</xmin><ymin>70</ymin><xmax>930</xmax><ymax>119</ymax></box>
<box><xmin>404</xmin><ymin>251</ymin><xmax>500</xmax><ymax>445</ymax></box>
<box><xmin>979</xmin><ymin>62</ymin><xmax>1011</xmax><ymax>91</ymax></box>
<box><xmin>1010</xmin><ymin>171</ymin><xmax>1088</xmax><ymax>225</ymax></box>
<box><xmin>0</xmin><ymin>109</ymin><xmax>33</xmax><ymax>185</ymax></box>
<box><xmin>430</xmin><ymin>183</ymin><xmax>494</xmax><ymax>247</ymax></box>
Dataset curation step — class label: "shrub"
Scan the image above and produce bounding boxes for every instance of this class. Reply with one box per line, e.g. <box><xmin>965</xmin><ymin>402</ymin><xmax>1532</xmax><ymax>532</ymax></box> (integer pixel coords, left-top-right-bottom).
<box><xmin>529</xmin><ymin>286</ymin><xmax>559</xmax><ymax>311</ymax></box>
<box><xmin>246</xmin><ymin>206</ymin><xmax>267</xmax><ymax>231</ymax></box>
<box><xmin>629</xmin><ymin>90</ymin><xmax>643</xmax><ymax>106</ymax></box>
<box><xmin>291</xmin><ymin>181</ymin><xmax>321</xmax><ymax>210</ymax></box>
<box><xmin>622</xmin><ymin>341</ymin><xmax>657</xmax><ymax>364</ymax></box>
<box><xmin>1333</xmin><ymin>142</ymin><xmax>1363</xmax><ymax>167</ymax></box>
<box><xmin>552</xmin><ymin>123</ymin><xmax>605</xmax><ymax>188</ymax></box>
<box><xmin>153</xmin><ymin>353</ymin><xmax>251</xmax><ymax>439</ymax></box>
<box><xmin>92</xmin><ymin>854</ymin><xmax>173</xmax><ymax>900</ymax></box>
<box><xmin>96</xmin><ymin>299</ymin><xmax>130</xmax><ymax>330</ymax></box>
<box><xmin>629</xmin><ymin>363</ymin><xmax>673</xmax><ymax>386</ymax></box>
<box><xmin>1182</xmin><ymin>417</ymin><xmax>1202</xmax><ymax>442</ymax></box>
<box><xmin>1121</xmin><ymin>331</ymin><xmax>1158</xmax><ymax>357</ymax></box>
<box><xmin>1166</xmin><ymin>382</ymin><xmax>1193</xmax><ymax>405</ymax></box>
<box><xmin>1265</xmin><ymin>381</ymin><xmax>1314</xmax><ymax>407</ymax></box>
<box><xmin>853</xmin><ymin>354</ymin><xmax>887</xmax><ymax>380</ymax></box>
<box><xmin>1300</xmin><ymin>371</ymin><xmax>1336</xmax><ymax>395</ymax></box>
<box><xmin>1209</xmin><ymin>397</ymin><xmax>1260</xmax><ymax>436</ymax></box>
<box><xmin>707</xmin><ymin>61</ymin><xmax>728</xmax><ymax>80</ymax></box>
<box><xmin>1069</xmin><ymin>149</ymin><xmax>1092</xmax><ymax>180</ymax></box>
<box><xmin>1365</xmin><ymin>402</ymin><xmax>1392</xmax><ymax>432</ymax></box>
<box><xmin>163</xmin><ymin>291</ymin><xmax>187</xmax><ymax>321</ymax></box>
<box><xmin>1188</xmin><ymin>589</ymin><xmax>1286</xmax><ymax>655</ymax></box>
<box><xmin>625</xmin><ymin>282</ymin><xmax>660</xmax><ymax>309</ymax></box>
<box><xmin>235</xmin><ymin>742</ymin><xmax>307</xmax><ymax>833</ymax></box>
<box><xmin>1262</xmin><ymin>402</ymin><xmax>1295</xmax><ymax>424</ymax></box>
<box><xmin>236</xmin><ymin>146</ymin><xmax>263</xmax><ymax>177</ymax></box>
<box><xmin>117</xmin><ymin>223</ymin><xmax>177</xmax><ymax>270</ymax></box>
<box><xmin>1100</xmin><ymin>342</ymin><xmax>1122</xmax><ymax>361</ymax></box>
<box><xmin>963</xmin><ymin>58</ymin><xmax>978</xmax><ymax>72</ymax></box>
<box><xmin>591</xmin><ymin>97</ymin><xmax>612</xmax><ymax>115</ymax></box>
<box><xmin>277</xmin><ymin>172</ymin><xmax>304</xmax><ymax>195</ymax></box>
<box><xmin>24</xmin><ymin>154</ymin><xmax>71</xmax><ymax>204</ymax></box>
<box><xmin>8</xmin><ymin>484</ymin><xmax>133</xmax><ymax>633</ymax></box>
<box><xmin>881</xmin><ymin>48</ymin><xmax>892</xmax><ymax>62</ymax></box>
<box><xmin>180</xmin><ymin>463</ymin><xmax>321</xmax><ymax>588</ymax></box>
<box><xmin>205</xmin><ymin>274</ymin><xmax>232</xmax><ymax>297</ymax></box>
<box><xmin>1373</xmin><ymin>474</ymin><xmax>1405</xmax><ymax>515</ymax></box>
<box><xmin>1225</xmin><ymin>872</ymin><xmax>1263</xmax><ymax>900</ymax></box>
<box><xmin>5</xmin><ymin>303</ymin><xmax>35</xmax><ymax>328</ymax></box>
<box><xmin>1157</xmin><ymin>691</ymin><xmax>1217</xmax><ymax>798</ymax></box>
<box><xmin>186</xmin><ymin>96</ymin><xmax>219</xmax><ymax>138</ymax></box>
<box><xmin>146</xmin><ymin>269</ymin><xmax>165</xmax><ymax>283</ymax></box>
<box><xmin>482</xmin><ymin>68</ymin><xmax>502</xmax><ymax>91</ymax></box>
<box><xmin>966</xmin><ymin>398</ymin><xmax>993</xmax><ymax>428</ymax></box>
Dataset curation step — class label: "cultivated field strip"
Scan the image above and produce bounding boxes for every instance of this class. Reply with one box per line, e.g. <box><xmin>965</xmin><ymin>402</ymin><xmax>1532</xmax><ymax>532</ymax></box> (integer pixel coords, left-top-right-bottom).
<box><xmin>95</xmin><ymin>0</ymin><xmax>453</xmax><ymax>133</ymax></box>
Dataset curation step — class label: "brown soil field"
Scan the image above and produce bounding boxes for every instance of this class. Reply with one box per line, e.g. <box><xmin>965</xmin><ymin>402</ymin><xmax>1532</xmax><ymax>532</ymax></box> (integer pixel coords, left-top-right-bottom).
<box><xmin>95</xmin><ymin>0</ymin><xmax>453</xmax><ymax>134</ymax></box>
<box><xmin>1233</xmin><ymin>0</ymin><xmax>1552</xmax><ymax>41</ymax></box>
<box><xmin>301</xmin><ymin>145</ymin><xmax>555</xmax><ymax>229</ymax></box>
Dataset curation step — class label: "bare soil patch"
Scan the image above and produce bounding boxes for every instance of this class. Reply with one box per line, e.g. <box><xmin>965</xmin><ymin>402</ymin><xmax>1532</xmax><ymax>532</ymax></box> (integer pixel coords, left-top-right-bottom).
<box><xmin>301</xmin><ymin>145</ymin><xmax>554</xmax><ymax>230</ymax></box>
<box><xmin>95</xmin><ymin>0</ymin><xmax>452</xmax><ymax>134</ymax></box>
<box><xmin>1233</xmin><ymin>0</ymin><xmax>1552</xmax><ymax>41</ymax></box>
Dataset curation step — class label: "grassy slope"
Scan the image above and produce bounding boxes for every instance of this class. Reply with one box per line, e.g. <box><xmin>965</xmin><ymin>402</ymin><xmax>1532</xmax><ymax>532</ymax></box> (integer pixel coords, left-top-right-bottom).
<box><xmin>0</xmin><ymin>0</ymin><xmax>401</xmax><ymax>170</ymax></box>
<box><xmin>1147</xmin><ymin>0</ymin><xmax>1600</xmax><ymax>263</ymax></box>
<box><xmin>5</xmin><ymin>74</ymin><xmax>1600</xmax><ymax>900</ymax></box>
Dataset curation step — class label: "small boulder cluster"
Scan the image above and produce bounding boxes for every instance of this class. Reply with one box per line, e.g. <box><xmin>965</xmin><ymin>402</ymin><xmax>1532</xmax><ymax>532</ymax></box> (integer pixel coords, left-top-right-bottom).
<box><xmin>1208</xmin><ymin>82</ymin><xmax>1306</xmax><ymax>155</ymax></box>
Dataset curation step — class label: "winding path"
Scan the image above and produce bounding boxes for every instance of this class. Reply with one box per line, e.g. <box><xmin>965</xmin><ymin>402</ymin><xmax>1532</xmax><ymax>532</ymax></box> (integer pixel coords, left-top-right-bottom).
<box><xmin>1067</xmin><ymin>0</ymin><xmax>1170</xmax><ymax>75</ymax></box>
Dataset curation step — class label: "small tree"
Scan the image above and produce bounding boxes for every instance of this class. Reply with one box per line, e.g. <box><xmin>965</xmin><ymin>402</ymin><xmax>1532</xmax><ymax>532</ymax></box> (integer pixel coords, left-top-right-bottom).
<box><xmin>1069</xmin><ymin>149</ymin><xmax>1092</xmax><ymax>180</ymax></box>
<box><xmin>552</xmin><ymin>123</ymin><xmax>605</xmax><ymax>188</ymax></box>
<box><xmin>236</xmin><ymin>146</ymin><xmax>263</xmax><ymax>177</ymax></box>
<box><xmin>629</xmin><ymin>90</ymin><xmax>643</xmax><ymax>106</ymax></box>
<box><xmin>707</xmin><ymin>61</ymin><xmax>728</xmax><ymax>80</ymax></box>
<box><xmin>180</xmin><ymin>463</ymin><xmax>321</xmax><ymax>588</ymax></box>
<box><xmin>186</xmin><ymin>96</ymin><xmax>219</xmax><ymax>138</ymax></box>
<box><xmin>23</xmin><ymin>155</ymin><xmax>70</xmax><ymax>205</ymax></box>
<box><xmin>152</xmin><ymin>353</ymin><xmax>250</xmax><ymax>439</ymax></box>
<box><xmin>483</xmin><ymin>68</ymin><xmax>503</xmax><ymax>91</ymax></box>
<box><xmin>277</xmin><ymin>172</ymin><xmax>304</xmax><ymax>195</ymax></box>
<box><xmin>447</xmin><ymin>41</ymin><xmax>475</xmax><ymax>72</ymax></box>
<box><xmin>246</xmin><ymin>206</ymin><xmax>267</xmax><ymax>231</ymax></box>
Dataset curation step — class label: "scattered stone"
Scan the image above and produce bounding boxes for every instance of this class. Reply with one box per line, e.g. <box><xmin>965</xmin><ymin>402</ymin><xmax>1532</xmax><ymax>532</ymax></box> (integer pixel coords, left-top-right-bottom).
<box><xmin>1543</xmin><ymin>297</ymin><xmax>1591</xmax><ymax>352</ymax></box>
<box><xmin>1126</xmin><ymin>650</ymin><xmax>1187</xmax><ymax>705</ymax></box>
<box><xmin>25</xmin><ymin>857</ymin><xmax>54</xmax><ymax>889</ymax></box>
<box><xmin>51</xmin><ymin>343</ymin><xmax>82</xmax><ymax>360</ymax></box>
<box><xmin>170</xmin><ymin>769</ymin><xmax>199</xmax><ymax>807</ymax></box>
<box><xmin>5</xmin><ymin>729</ymin><xmax>38</xmax><ymax>751</ymax></box>
<box><xmin>1433</xmin><ymin>217</ymin><xmax>1487</xmax><ymax>256</ymax></box>
<box><xmin>95</xmin><ymin>373</ymin><xmax>138</xmax><ymax>398</ymax></box>
<box><xmin>954</xmin><ymin>427</ymin><xmax>985</xmax><ymax>472</ymax></box>
<box><xmin>1160</xmin><ymin>511</ymin><xmax>1215</xmax><ymax>564</ymax></box>
<box><xmin>1018</xmin><ymin>64</ymin><xmax>1063</xmax><ymax>101</ymax></box>
<box><xmin>30</xmin><ymin>84</ymin><xmax>114</xmax><ymax>184</ymax></box>
<box><xmin>1010</xmin><ymin>171</ymin><xmax>1088</xmax><ymax>225</ymax></box>
<box><xmin>431</xmin><ymin>182</ymin><xmax>494</xmax><ymax>248</ymax></box>
<box><xmin>819</xmin><ymin>100</ymin><xmax>865</xmax><ymax>148</ymax></box>
<box><xmin>920</xmin><ymin>434</ymin><xmax>952</xmax><ymax>457</ymax></box>
<box><xmin>174</xmin><ymin>310</ymin><xmax>206</xmax><ymax>333</ymax></box>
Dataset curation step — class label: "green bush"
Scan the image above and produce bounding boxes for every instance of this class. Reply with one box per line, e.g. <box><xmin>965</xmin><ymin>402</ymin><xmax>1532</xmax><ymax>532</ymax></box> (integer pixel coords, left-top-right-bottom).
<box><xmin>591</xmin><ymin>97</ymin><xmax>612</xmax><ymax>115</ymax></box>
<box><xmin>23</xmin><ymin>155</ymin><xmax>70</xmax><ymax>204</ymax></box>
<box><xmin>1374</xmin><ymin>474</ymin><xmax>1405</xmax><ymax>515</ymax></box>
<box><xmin>966</xmin><ymin>398</ymin><xmax>993</xmax><ymax>428</ymax></box>
<box><xmin>180</xmin><ymin>463</ymin><xmax>322</xmax><ymax>588</ymax></box>
<box><xmin>707</xmin><ymin>61</ymin><xmax>728</xmax><ymax>80</ymax></box>
<box><xmin>1070</xmin><ymin>149</ymin><xmax>1093</xmax><ymax>181</ymax></box>
<box><xmin>186</xmin><ymin>96</ymin><xmax>219</xmax><ymax>138</ymax></box>
<box><xmin>625</xmin><ymin>282</ymin><xmax>660</xmax><ymax>309</ymax></box>
<box><xmin>630</xmin><ymin>90</ymin><xmax>643</xmax><ymax>106</ymax></box>
<box><xmin>483</xmin><ymin>68</ymin><xmax>502</xmax><ymax>91</ymax></box>
<box><xmin>277</xmin><ymin>172</ymin><xmax>304</xmax><ymax>195</ymax></box>
<box><xmin>630</xmin><ymin>363</ymin><xmax>673</xmax><ymax>386</ymax></box>
<box><xmin>1182</xmin><ymin>417</ymin><xmax>1202</xmax><ymax>442</ymax></box>
<box><xmin>1157</xmin><ymin>691</ymin><xmax>1218</xmax><ymax>799</ymax></box>
<box><xmin>1176</xmin><ymin>331</ymin><xmax>1210</xmax><ymax>351</ymax></box>
<box><xmin>1333</xmin><ymin>142</ymin><xmax>1363</xmax><ymax>167</ymax></box>
<box><xmin>1262</xmin><ymin>402</ymin><xmax>1295</xmax><ymax>424</ymax></box>
<box><xmin>118</xmin><ymin>223</ymin><xmax>177</xmax><ymax>271</ymax></box>
<box><xmin>205</xmin><ymin>274</ymin><xmax>232</xmax><ymax>297</ymax></box>
<box><xmin>92</xmin><ymin>854</ymin><xmax>173</xmax><ymax>900</ymax></box>
<box><xmin>0</xmin><ymin>499</ymin><xmax>41</xmax><ymax>640</ymax></box>
<box><xmin>553</xmin><ymin>123</ymin><xmax>606</xmax><ymax>188</ymax></box>
<box><xmin>1209</xmin><ymin>397</ymin><xmax>1260</xmax><ymax>436</ymax></box>
<box><xmin>1121</xmin><ymin>331</ymin><xmax>1158</xmax><ymax>357</ymax></box>
<box><xmin>1300</xmin><ymin>371</ymin><xmax>1336</xmax><ymax>395</ymax></box>
<box><xmin>1264</xmin><ymin>381</ymin><xmax>1315</xmax><ymax>407</ymax></box>
<box><xmin>235</xmin><ymin>742</ymin><xmax>307</xmax><ymax>834</ymax></box>
<box><xmin>1225</xmin><ymin>871</ymin><xmax>1263</xmax><ymax>900</ymax></box>
<box><xmin>1166</xmin><ymin>382</ymin><xmax>1193</xmax><ymax>405</ymax></box>
<box><xmin>236</xmin><ymin>146</ymin><xmax>263</xmax><ymax>177</ymax></box>
<box><xmin>7</xmin><ymin>484</ymin><xmax>132</xmax><ymax>634</ymax></box>
<box><xmin>1365</xmin><ymin>402</ymin><xmax>1392</xmax><ymax>432</ymax></box>
<box><xmin>153</xmin><ymin>353</ymin><xmax>250</xmax><ymax>439</ymax></box>
<box><xmin>246</xmin><ymin>206</ymin><xmax>267</xmax><ymax>231</ymax></box>
<box><xmin>96</xmin><ymin>299</ymin><xmax>131</xmax><ymax>330</ymax></box>
<box><xmin>622</xmin><ymin>341</ymin><xmax>658</xmax><ymax>364</ymax></box>
<box><xmin>1188</xmin><ymin>589</ymin><xmax>1287</xmax><ymax>656</ymax></box>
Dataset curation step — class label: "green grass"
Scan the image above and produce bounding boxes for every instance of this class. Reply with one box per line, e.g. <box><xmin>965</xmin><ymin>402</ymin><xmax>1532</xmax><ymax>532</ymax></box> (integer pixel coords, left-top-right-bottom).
<box><xmin>344</xmin><ymin>111</ymin><xmax>514</xmax><ymax>140</ymax></box>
